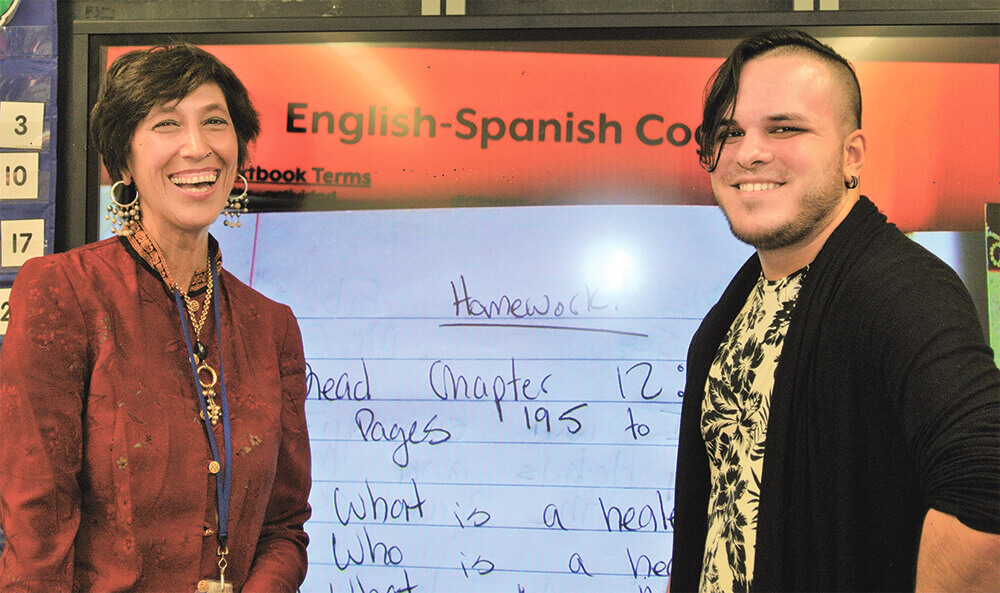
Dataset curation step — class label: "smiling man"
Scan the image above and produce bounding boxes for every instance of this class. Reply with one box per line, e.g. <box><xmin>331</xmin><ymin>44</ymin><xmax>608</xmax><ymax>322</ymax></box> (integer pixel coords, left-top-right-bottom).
<box><xmin>670</xmin><ymin>29</ymin><xmax>1000</xmax><ymax>592</ymax></box>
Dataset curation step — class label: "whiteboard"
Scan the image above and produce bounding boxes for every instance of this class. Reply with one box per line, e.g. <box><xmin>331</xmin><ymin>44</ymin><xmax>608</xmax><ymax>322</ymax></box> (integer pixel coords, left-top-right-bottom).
<box><xmin>215</xmin><ymin>204</ymin><xmax>753</xmax><ymax>593</ymax></box>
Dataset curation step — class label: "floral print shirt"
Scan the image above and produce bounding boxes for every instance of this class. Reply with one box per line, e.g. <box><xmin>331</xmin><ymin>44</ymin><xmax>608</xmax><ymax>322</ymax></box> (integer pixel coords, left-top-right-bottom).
<box><xmin>698</xmin><ymin>267</ymin><xmax>806</xmax><ymax>593</ymax></box>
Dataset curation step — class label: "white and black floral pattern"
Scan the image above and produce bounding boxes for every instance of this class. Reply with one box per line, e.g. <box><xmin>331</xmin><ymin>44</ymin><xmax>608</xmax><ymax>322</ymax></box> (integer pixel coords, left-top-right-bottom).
<box><xmin>698</xmin><ymin>267</ymin><xmax>807</xmax><ymax>593</ymax></box>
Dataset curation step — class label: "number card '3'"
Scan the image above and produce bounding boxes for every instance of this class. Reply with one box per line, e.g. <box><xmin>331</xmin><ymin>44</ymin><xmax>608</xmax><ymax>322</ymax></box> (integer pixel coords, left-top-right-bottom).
<box><xmin>0</xmin><ymin>101</ymin><xmax>44</xmax><ymax>149</ymax></box>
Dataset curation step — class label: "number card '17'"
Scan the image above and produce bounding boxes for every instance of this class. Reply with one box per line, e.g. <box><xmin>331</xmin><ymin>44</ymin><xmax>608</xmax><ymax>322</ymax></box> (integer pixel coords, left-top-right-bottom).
<box><xmin>0</xmin><ymin>218</ymin><xmax>44</xmax><ymax>268</ymax></box>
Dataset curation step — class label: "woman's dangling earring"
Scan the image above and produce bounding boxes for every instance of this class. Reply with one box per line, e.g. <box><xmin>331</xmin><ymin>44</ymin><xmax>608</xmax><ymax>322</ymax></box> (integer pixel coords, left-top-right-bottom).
<box><xmin>106</xmin><ymin>180</ymin><xmax>140</xmax><ymax>236</ymax></box>
<box><xmin>845</xmin><ymin>175</ymin><xmax>859</xmax><ymax>190</ymax></box>
<box><xmin>223</xmin><ymin>174</ymin><xmax>249</xmax><ymax>228</ymax></box>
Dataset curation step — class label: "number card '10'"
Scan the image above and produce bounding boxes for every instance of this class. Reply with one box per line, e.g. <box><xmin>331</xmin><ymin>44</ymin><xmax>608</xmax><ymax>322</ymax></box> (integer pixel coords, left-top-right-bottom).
<box><xmin>0</xmin><ymin>152</ymin><xmax>39</xmax><ymax>200</ymax></box>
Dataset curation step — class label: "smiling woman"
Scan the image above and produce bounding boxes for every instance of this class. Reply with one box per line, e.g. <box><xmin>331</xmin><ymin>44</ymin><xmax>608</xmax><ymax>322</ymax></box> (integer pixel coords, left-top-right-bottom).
<box><xmin>0</xmin><ymin>45</ymin><xmax>312</xmax><ymax>593</ymax></box>
<box><xmin>123</xmin><ymin>83</ymin><xmax>241</xmax><ymax>247</ymax></box>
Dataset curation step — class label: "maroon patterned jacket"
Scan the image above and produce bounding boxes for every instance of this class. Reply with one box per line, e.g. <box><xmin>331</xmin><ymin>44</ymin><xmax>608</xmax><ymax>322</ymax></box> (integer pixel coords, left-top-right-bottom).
<box><xmin>0</xmin><ymin>234</ymin><xmax>311</xmax><ymax>592</ymax></box>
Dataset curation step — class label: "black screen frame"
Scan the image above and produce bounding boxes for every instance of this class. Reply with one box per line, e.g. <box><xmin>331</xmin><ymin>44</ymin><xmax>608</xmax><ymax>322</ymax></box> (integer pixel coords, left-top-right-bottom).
<box><xmin>58</xmin><ymin>12</ymin><xmax>999</xmax><ymax>250</ymax></box>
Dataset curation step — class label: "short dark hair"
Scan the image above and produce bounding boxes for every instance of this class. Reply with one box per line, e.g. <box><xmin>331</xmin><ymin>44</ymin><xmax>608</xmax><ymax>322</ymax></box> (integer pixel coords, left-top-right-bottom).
<box><xmin>90</xmin><ymin>43</ymin><xmax>260</xmax><ymax>182</ymax></box>
<box><xmin>697</xmin><ymin>28</ymin><xmax>862</xmax><ymax>172</ymax></box>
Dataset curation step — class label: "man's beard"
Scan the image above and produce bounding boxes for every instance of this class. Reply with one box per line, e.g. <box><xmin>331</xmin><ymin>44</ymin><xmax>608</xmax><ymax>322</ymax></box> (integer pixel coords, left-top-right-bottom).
<box><xmin>721</xmin><ymin>166</ymin><xmax>845</xmax><ymax>252</ymax></box>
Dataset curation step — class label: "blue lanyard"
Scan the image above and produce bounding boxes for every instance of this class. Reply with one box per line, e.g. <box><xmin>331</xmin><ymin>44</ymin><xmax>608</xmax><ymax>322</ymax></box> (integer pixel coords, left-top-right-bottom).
<box><xmin>174</xmin><ymin>257</ymin><xmax>232</xmax><ymax>549</ymax></box>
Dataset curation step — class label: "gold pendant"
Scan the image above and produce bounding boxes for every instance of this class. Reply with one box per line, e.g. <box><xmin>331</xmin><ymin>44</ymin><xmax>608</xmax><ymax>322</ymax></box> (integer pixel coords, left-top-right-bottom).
<box><xmin>197</xmin><ymin>362</ymin><xmax>222</xmax><ymax>425</ymax></box>
<box><xmin>206</xmin><ymin>395</ymin><xmax>221</xmax><ymax>425</ymax></box>
<box><xmin>198</xmin><ymin>397</ymin><xmax>221</xmax><ymax>425</ymax></box>
<box><xmin>196</xmin><ymin>579</ymin><xmax>233</xmax><ymax>593</ymax></box>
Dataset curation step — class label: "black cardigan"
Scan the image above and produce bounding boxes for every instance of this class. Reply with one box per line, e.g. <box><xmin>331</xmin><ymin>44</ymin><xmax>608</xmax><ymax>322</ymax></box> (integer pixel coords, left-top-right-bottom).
<box><xmin>671</xmin><ymin>197</ymin><xmax>1000</xmax><ymax>592</ymax></box>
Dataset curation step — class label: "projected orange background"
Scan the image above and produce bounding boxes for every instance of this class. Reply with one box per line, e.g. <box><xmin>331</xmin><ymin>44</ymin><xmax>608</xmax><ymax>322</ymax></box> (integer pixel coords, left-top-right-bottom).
<box><xmin>106</xmin><ymin>45</ymin><xmax>1000</xmax><ymax>232</ymax></box>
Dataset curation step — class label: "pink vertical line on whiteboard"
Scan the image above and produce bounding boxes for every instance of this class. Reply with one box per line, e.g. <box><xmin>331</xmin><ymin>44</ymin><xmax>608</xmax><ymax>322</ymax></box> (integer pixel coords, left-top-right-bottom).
<box><xmin>248</xmin><ymin>214</ymin><xmax>260</xmax><ymax>288</ymax></box>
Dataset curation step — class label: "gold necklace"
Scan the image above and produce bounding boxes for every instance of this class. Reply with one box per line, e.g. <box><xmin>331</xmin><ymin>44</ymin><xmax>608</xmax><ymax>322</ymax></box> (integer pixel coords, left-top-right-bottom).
<box><xmin>180</xmin><ymin>269</ymin><xmax>222</xmax><ymax>425</ymax></box>
<box><xmin>182</xmin><ymin>275</ymin><xmax>212</xmax><ymax>348</ymax></box>
<box><xmin>180</xmin><ymin>268</ymin><xmax>213</xmax><ymax>362</ymax></box>
<box><xmin>128</xmin><ymin>228</ymin><xmax>226</xmax><ymax>426</ymax></box>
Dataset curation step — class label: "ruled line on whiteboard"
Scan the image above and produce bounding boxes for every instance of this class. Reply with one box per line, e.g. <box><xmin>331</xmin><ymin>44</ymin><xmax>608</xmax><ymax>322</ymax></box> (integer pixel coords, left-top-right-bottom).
<box><xmin>309</xmin><ymin>519</ymin><xmax>673</xmax><ymax>535</ymax></box>
<box><xmin>295</xmin><ymin>315</ymin><xmax>701</xmax><ymax>321</ymax></box>
<box><xmin>305</xmin><ymin>355</ymin><xmax>685</xmax><ymax>362</ymax></box>
<box><xmin>312</xmin><ymin>477</ymin><xmax>675</xmax><ymax>491</ymax></box>
<box><xmin>311</xmin><ymin>438</ymin><xmax>679</xmax><ymax>448</ymax></box>
<box><xmin>439</xmin><ymin>321</ymin><xmax>649</xmax><ymax>338</ymax></box>
<box><xmin>308</xmin><ymin>560</ymin><xmax>666</xmax><ymax>579</ymax></box>
<box><xmin>309</xmin><ymin>517</ymin><xmax>674</xmax><ymax>540</ymax></box>
<box><xmin>305</xmin><ymin>397</ymin><xmax>683</xmax><ymax>405</ymax></box>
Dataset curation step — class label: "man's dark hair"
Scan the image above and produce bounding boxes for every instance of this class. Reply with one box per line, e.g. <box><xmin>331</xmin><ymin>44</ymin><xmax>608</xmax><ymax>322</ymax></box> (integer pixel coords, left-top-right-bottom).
<box><xmin>697</xmin><ymin>28</ymin><xmax>862</xmax><ymax>172</ymax></box>
<box><xmin>90</xmin><ymin>43</ymin><xmax>260</xmax><ymax>182</ymax></box>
